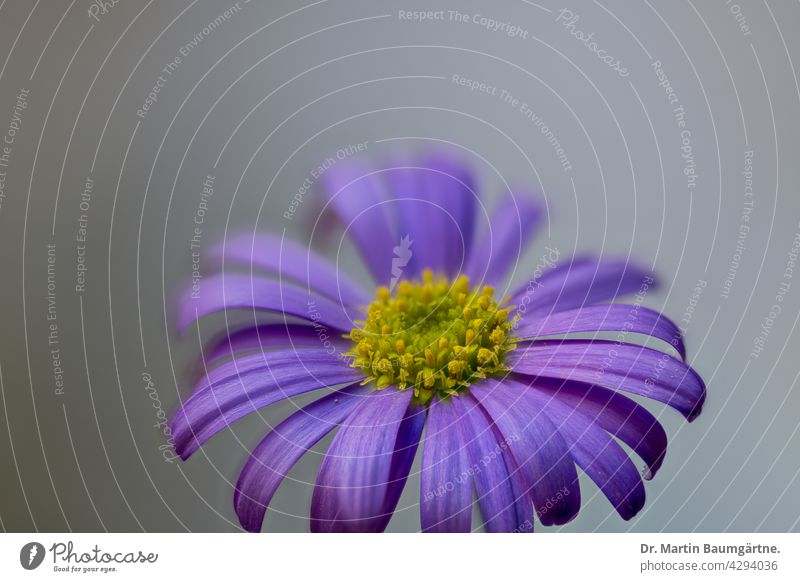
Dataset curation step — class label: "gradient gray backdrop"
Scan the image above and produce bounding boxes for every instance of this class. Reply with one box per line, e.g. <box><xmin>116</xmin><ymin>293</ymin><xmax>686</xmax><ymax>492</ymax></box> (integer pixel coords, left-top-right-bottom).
<box><xmin>1</xmin><ymin>0</ymin><xmax>799</xmax><ymax>532</ymax></box>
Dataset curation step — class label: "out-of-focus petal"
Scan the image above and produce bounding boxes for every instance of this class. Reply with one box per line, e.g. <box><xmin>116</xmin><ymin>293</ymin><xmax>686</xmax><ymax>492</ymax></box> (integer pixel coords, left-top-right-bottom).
<box><xmin>389</xmin><ymin>153</ymin><xmax>477</xmax><ymax>278</ymax></box>
<box><xmin>464</xmin><ymin>193</ymin><xmax>543</xmax><ymax>286</ymax></box>
<box><xmin>511</xmin><ymin>257</ymin><xmax>657</xmax><ymax>315</ymax></box>
<box><xmin>210</xmin><ymin>233</ymin><xmax>370</xmax><ymax>307</ymax></box>
<box><xmin>320</xmin><ymin>160</ymin><xmax>398</xmax><ymax>285</ymax></box>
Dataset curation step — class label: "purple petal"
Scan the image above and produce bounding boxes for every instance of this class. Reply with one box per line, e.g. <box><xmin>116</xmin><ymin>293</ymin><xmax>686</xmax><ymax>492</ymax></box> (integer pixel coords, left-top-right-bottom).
<box><xmin>522</xmin><ymin>379</ymin><xmax>646</xmax><ymax>520</ymax></box>
<box><xmin>178</xmin><ymin>274</ymin><xmax>354</xmax><ymax>333</ymax></box>
<box><xmin>210</xmin><ymin>233</ymin><xmax>371</xmax><ymax>307</ymax></box>
<box><xmin>320</xmin><ymin>160</ymin><xmax>398</xmax><ymax>285</ymax></box>
<box><xmin>202</xmin><ymin>323</ymin><xmax>349</xmax><ymax>370</ymax></box>
<box><xmin>420</xmin><ymin>396</ymin><xmax>472</xmax><ymax>532</ymax></box>
<box><xmin>507</xmin><ymin>340</ymin><xmax>705</xmax><ymax>420</ymax></box>
<box><xmin>383</xmin><ymin>400</ymin><xmax>427</xmax><ymax>525</ymax></box>
<box><xmin>514</xmin><ymin>304</ymin><xmax>685</xmax><ymax>359</ymax></box>
<box><xmin>511</xmin><ymin>257</ymin><xmax>657</xmax><ymax>315</ymax></box>
<box><xmin>172</xmin><ymin>349</ymin><xmax>364</xmax><ymax>459</ymax></box>
<box><xmin>449</xmin><ymin>393</ymin><xmax>533</xmax><ymax>532</ymax></box>
<box><xmin>528</xmin><ymin>378</ymin><xmax>668</xmax><ymax>480</ymax></box>
<box><xmin>389</xmin><ymin>153</ymin><xmax>477</xmax><ymax>278</ymax></box>
<box><xmin>470</xmin><ymin>379</ymin><xmax>581</xmax><ymax>526</ymax></box>
<box><xmin>422</xmin><ymin>153</ymin><xmax>478</xmax><ymax>273</ymax></box>
<box><xmin>234</xmin><ymin>383</ymin><xmax>368</xmax><ymax>532</ymax></box>
<box><xmin>310</xmin><ymin>388</ymin><xmax>424</xmax><ymax>532</ymax></box>
<box><xmin>464</xmin><ymin>193</ymin><xmax>542</xmax><ymax>286</ymax></box>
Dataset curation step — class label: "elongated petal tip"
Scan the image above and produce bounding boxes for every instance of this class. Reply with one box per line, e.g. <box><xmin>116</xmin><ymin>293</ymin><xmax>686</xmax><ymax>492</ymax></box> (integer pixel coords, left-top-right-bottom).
<box><xmin>687</xmin><ymin>402</ymin><xmax>704</xmax><ymax>422</ymax></box>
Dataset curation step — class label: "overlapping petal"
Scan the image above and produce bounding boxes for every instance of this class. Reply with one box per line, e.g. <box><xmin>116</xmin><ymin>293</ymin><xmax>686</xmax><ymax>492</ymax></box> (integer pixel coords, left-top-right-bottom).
<box><xmin>470</xmin><ymin>379</ymin><xmax>581</xmax><ymax>526</ymax></box>
<box><xmin>527</xmin><ymin>377</ymin><xmax>668</xmax><ymax>480</ymax></box>
<box><xmin>202</xmin><ymin>323</ymin><xmax>348</xmax><ymax>370</ymax></box>
<box><xmin>514</xmin><ymin>304</ymin><xmax>685</xmax><ymax>359</ymax></box>
<box><xmin>507</xmin><ymin>340</ymin><xmax>705</xmax><ymax>420</ymax></box>
<box><xmin>320</xmin><ymin>160</ymin><xmax>398</xmax><ymax>285</ymax></box>
<box><xmin>449</xmin><ymin>393</ymin><xmax>533</xmax><ymax>532</ymax></box>
<box><xmin>520</xmin><ymin>378</ymin><xmax>646</xmax><ymax>520</ymax></box>
<box><xmin>420</xmin><ymin>396</ymin><xmax>473</xmax><ymax>532</ymax></box>
<box><xmin>310</xmin><ymin>388</ymin><xmax>424</xmax><ymax>532</ymax></box>
<box><xmin>234</xmin><ymin>384</ymin><xmax>368</xmax><ymax>532</ymax></box>
<box><xmin>210</xmin><ymin>233</ymin><xmax>370</xmax><ymax>306</ymax></box>
<box><xmin>173</xmin><ymin>349</ymin><xmax>364</xmax><ymax>459</ymax></box>
<box><xmin>178</xmin><ymin>273</ymin><xmax>353</xmax><ymax>333</ymax></box>
<box><xmin>512</xmin><ymin>257</ymin><xmax>657</xmax><ymax>315</ymax></box>
<box><xmin>389</xmin><ymin>153</ymin><xmax>477</xmax><ymax>278</ymax></box>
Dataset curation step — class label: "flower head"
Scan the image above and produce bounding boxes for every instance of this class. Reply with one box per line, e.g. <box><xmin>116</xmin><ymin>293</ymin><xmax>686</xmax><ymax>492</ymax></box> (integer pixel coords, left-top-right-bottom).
<box><xmin>172</xmin><ymin>152</ymin><xmax>706</xmax><ymax>533</ymax></box>
<box><xmin>349</xmin><ymin>271</ymin><xmax>517</xmax><ymax>400</ymax></box>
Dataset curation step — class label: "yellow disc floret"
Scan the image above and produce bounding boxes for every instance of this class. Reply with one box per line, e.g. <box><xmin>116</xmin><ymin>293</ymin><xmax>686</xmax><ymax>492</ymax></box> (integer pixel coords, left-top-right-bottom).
<box><xmin>346</xmin><ymin>270</ymin><xmax>518</xmax><ymax>404</ymax></box>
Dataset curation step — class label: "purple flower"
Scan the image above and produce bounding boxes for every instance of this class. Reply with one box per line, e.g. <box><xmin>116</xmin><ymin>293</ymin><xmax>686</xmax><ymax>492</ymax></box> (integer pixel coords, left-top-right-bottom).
<box><xmin>172</xmin><ymin>152</ymin><xmax>705</xmax><ymax>533</ymax></box>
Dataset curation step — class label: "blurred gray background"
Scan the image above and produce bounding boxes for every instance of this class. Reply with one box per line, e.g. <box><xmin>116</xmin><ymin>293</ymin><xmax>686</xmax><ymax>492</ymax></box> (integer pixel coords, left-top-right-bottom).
<box><xmin>1</xmin><ymin>0</ymin><xmax>799</xmax><ymax>532</ymax></box>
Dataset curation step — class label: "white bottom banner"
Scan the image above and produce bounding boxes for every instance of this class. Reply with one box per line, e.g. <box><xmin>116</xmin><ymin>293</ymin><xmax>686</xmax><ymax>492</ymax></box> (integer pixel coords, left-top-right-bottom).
<box><xmin>1</xmin><ymin>533</ymin><xmax>798</xmax><ymax>580</ymax></box>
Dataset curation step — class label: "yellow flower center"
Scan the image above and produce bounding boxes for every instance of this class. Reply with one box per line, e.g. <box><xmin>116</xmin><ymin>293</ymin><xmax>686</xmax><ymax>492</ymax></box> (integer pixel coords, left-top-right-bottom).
<box><xmin>347</xmin><ymin>270</ymin><xmax>518</xmax><ymax>404</ymax></box>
